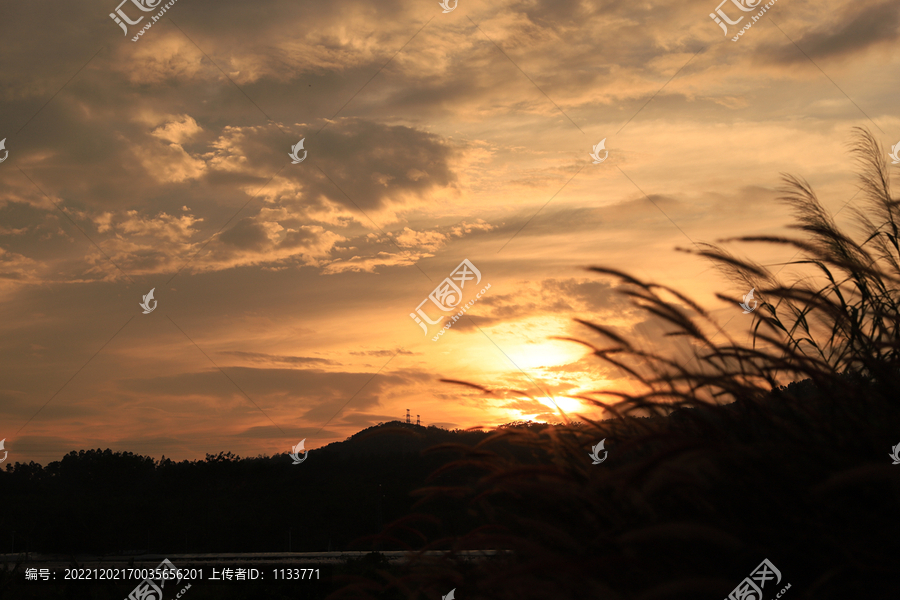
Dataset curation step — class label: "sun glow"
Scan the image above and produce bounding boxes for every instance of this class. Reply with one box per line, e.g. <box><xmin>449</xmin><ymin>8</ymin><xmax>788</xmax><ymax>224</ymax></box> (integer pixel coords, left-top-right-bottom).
<box><xmin>508</xmin><ymin>394</ymin><xmax>606</xmax><ymax>424</ymax></box>
<box><xmin>512</xmin><ymin>342</ymin><xmax>584</xmax><ymax>370</ymax></box>
<box><xmin>503</xmin><ymin>396</ymin><xmax>580</xmax><ymax>422</ymax></box>
<box><xmin>536</xmin><ymin>395</ymin><xmax>582</xmax><ymax>413</ymax></box>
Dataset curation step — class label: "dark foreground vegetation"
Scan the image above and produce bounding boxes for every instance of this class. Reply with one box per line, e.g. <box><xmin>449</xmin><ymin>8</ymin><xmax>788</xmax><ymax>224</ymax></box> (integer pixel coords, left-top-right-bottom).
<box><xmin>0</xmin><ymin>423</ymin><xmax>503</xmax><ymax>556</ymax></box>
<box><xmin>3</xmin><ymin>129</ymin><xmax>900</xmax><ymax>599</ymax></box>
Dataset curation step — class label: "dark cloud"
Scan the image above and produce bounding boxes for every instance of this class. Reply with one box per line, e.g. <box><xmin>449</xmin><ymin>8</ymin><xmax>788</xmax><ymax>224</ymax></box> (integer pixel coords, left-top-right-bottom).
<box><xmin>117</xmin><ymin>367</ymin><xmax>421</xmax><ymax>424</ymax></box>
<box><xmin>299</xmin><ymin>119</ymin><xmax>458</xmax><ymax>212</ymax></box>
<box><xmin>219</xmin><ymin>217</ymin><xmax>270</xmax><ymax>251</ymax></box>
<box><xmin>349</xmin><ymin>349</ymin><xmax>415</xmax><ymax>356</ymax></box>
<box><xmin>759</xmin><ymin>0</ymin><xmax>900</xmax><ymax>64</ymax></box>
<box><xmin>220</xmin><ymin>351</ymin><xmax>339</xmax><ymax>366</ymax></box>
<box><xmin>279</xmin><ymin>228</ymin><xmax>320</xmax><ymax>249</ymax></box>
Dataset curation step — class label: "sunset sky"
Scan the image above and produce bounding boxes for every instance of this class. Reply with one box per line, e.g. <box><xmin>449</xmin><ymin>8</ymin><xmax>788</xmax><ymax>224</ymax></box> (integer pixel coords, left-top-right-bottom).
<box><xmin>1</xmin><ymin>0</ymin><xmax>898</xmax><ymax>464</ymax></box>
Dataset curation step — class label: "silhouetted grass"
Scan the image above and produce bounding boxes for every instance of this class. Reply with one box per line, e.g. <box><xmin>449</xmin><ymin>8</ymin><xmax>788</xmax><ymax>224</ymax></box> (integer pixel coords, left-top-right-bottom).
<box><xmin>332</xmin><ymin>129</ymin><xmax>900</xmax><ymax>600</ymax></box>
